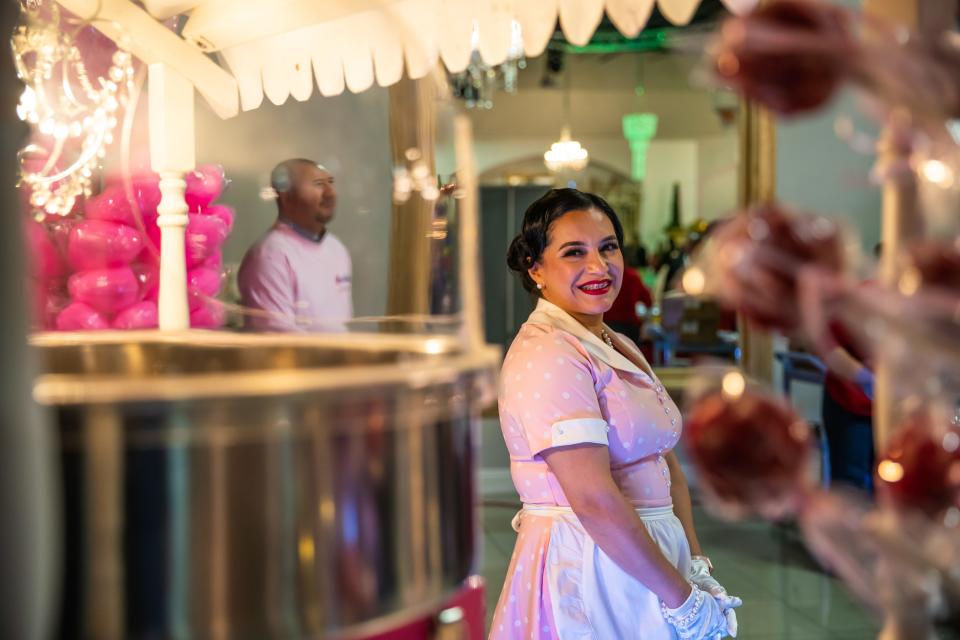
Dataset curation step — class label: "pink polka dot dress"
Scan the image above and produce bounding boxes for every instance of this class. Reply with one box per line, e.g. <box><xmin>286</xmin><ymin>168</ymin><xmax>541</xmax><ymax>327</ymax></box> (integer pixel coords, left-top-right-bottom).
<box><xmin>490</xmin><ymin>298</ymin><xmax>692</xmax><ymax>640</ymax></box>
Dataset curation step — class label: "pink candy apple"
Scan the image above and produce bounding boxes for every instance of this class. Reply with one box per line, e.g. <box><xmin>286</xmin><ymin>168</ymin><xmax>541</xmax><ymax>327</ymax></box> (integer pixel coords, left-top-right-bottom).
<box><xmin>204</xmin><ymin>204</ymin><xmax>235</xmax><ymax>233</ymax></box>
<box><xmin>112</xmin><ymin>301</ymin><xmax>159</xmax><ymax>330</ymax></box>
<box><xmin>132</xmin><ymin>262</ymin><xmax>160</xmax><ymax>301</ymax></box>
<box><xmin>25</xmin><ymin>219</ymin><xmax>65</xmax><ymax>281</ymax></box>
<box><xmin>201</xmin><ymin>250</ymin><xmax>223</xmax><ymax>273</ymax></box>
<box><xmin>84</xmin><ymin>185</ymin><xmax>134</xmax><ymax>225</ymax></box>
<box><xmin>130</xmin><ymin>178</ymin><xmax>162</xmax><ymax>215</ymax></box>
<box><xmin>56</xmin><ymin>302</ymin><xmax>110</xmax><ymax>331</ymax></box>
<box><xmin>187</xmin><ymin>266</ymin><xmax>222</xmax><ymax>311</ymax></box>
<box><xmin>185</xmin><ymin>165</ymin><xmax>225</xmax><ymax>211</ymax></box>
<box><xmin>190</xmin><ymin>298</ymin><xmax>225</xmax><ymax>328</ymax></box>
<box><xmin>185</xmin><ymin>213</ymin><xmax>227</xmax><ymax>268</ymax></box>
<box><xmin>87</xmin><ymin>181</ymin><xmax>159</xmax><ymax>225</ymax></box>
<box><xmin>68</xmin><ymin>266</ymin><xmax>140</xmax><ymax>315</ymax></box>
<box><xmin>68</xmin><ymin>220</ymin><xmax>143</xmax><ymax>270</ymax></box>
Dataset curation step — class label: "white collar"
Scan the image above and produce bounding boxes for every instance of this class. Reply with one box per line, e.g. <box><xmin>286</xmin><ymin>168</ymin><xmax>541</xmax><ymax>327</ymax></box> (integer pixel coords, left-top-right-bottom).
<box><xmin>526</xmin><ymin>297</ymin><xmax>656</xmax><ymax>380</ymax></box>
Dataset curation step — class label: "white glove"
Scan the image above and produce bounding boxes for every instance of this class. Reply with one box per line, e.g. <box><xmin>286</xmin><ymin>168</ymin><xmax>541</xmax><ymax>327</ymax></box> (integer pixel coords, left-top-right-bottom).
<box><xmin>660</xmin><ymin>584</ymin><xmax>729</xmax><ymax>640</ymax></box>
<box><xmin>690</xmin><ymin>556</ymin><xmax>742</xmax><ymax>638</ymax></box>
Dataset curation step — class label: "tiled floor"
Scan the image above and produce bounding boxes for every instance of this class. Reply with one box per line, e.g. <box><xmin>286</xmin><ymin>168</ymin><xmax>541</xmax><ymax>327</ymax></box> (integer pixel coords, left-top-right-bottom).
<box><xmin>479</xmin><ymin>494</ymin><xmax>889</xmax><ymax>639</ymax></box>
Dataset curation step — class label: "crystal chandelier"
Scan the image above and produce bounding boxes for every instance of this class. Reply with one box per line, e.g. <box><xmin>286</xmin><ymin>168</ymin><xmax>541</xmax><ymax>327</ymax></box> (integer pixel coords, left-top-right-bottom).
<box><xmin>13</xmin><ymin>5</ymin><xmax>135</xmax><ymax>218</ymax></box>
<box><xmin>449</xmin><ymin>20</ymin><xmax>526</xmax><ymax>110</ymax></box>
<box><xmin>544</xmin><ymin>125</ymin><xmax>589</xmax><ymax>173</ymax></box>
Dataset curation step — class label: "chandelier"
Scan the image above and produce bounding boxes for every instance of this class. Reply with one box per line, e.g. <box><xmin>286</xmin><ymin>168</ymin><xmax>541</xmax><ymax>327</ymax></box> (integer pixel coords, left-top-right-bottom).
<box><xmin>449</xmin><ymin>20</ymin><xmax>526</xmax><ymax>110</ymax></box>
<box><xmin>13</xmin><ymin>5</ymin><xmax>135</xmax><ymax>218</ymax></box>
<box><xmin>544</xmin><ymin>126</ymin><xmax>589</xmax><ymax>173</ymax></box>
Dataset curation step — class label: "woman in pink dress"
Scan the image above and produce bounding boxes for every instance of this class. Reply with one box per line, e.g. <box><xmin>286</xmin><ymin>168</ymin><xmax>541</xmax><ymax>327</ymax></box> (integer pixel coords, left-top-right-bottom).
<box><xmin>490</xmin><ymin>189</ymin><xmax>742</xmax><ymax>639</ymax></box>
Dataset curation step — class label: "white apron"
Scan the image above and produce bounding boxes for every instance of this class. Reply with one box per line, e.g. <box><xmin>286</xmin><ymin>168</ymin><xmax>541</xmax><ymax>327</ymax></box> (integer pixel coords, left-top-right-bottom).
<box><xmin>513</xmin><ymin>505</ymin><xmax>692</xmax><ymax>639</ymax></box>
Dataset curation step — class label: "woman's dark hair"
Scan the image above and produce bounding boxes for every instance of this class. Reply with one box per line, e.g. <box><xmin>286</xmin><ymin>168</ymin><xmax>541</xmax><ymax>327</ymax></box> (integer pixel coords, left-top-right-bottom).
<box><xmin>506</xmin><ymin>188</ymin><xmax>625</xmax><ymax>295</ymax></box>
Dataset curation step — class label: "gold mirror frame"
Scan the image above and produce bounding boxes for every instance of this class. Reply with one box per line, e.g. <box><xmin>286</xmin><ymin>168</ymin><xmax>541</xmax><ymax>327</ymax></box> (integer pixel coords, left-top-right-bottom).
<box><xmin>735</xmin><ymin>102</ymin><xmax>777</xmax><ymax>384</ymax></box>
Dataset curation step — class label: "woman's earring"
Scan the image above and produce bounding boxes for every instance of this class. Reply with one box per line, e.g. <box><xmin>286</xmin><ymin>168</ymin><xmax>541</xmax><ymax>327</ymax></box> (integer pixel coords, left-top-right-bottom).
<box><xmin>536</xmin><ymin>282</ymin><xmax>543</xmax><ymax>290</ymax></box>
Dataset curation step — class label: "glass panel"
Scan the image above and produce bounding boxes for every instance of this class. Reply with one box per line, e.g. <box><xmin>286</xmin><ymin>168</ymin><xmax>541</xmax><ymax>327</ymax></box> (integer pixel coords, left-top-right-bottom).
<box><xmin>18</xmin><ymin>8</ymin><xmax>479</xmax><ymax>349</ymax></box>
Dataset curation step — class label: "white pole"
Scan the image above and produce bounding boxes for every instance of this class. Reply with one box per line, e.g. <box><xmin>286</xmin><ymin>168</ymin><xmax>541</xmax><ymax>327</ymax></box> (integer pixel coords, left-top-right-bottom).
<box><xmin>148</xmin><ymin>63</ymin><xmax>195</xmax><ymax>331</ymax></box>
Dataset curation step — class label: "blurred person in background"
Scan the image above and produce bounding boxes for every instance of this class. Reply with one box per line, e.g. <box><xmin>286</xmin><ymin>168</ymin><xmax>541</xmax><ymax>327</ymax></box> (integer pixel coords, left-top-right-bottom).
<box><xmin>820</xmin><ymin>246</ymin><xmax>880</xmax><ymax>494</ymax></box>
<box><xmin>238</xmin><ymin>158</ymin><xmax>352</xmax><ymax>332</ymax></box>
<box><xmin>606</xmin><ymin>246</ymin><xmax>654</xmax><ymax>358</ymax></box>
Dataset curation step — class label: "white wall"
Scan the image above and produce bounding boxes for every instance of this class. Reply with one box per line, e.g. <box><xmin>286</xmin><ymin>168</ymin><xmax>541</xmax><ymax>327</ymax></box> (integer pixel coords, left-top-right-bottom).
<box><xmin>697</xmin><ymin>132</ymin><xmax>740</xmax><ymax>221</ymax></box>
<box><xmin>776</xmin><ymin>89</ymin><xmax>882</xmax><ymax>251</ymax></box>
<box><xmin>642</xmin><ymin>140</ymin><xmax>698</xmax><ymax>245</ymax></box>
<box><xmin>774</xmin><ymin>0</ymin><xmax>882</xmax><ymax>252</ymax></box>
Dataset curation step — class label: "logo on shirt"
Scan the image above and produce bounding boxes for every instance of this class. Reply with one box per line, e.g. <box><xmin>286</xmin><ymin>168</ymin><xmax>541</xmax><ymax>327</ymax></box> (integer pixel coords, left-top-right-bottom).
<box><xmin>335</xmin><ymin>274</ymin><xmax>351</xmax><ymax>285</ymax></box>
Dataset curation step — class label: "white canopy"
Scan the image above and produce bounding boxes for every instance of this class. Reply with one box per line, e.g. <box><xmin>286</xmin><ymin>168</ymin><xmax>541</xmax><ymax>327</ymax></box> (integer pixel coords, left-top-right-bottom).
<box><xmin>61</xmin><ymin>0</ymin><xmax>757</xmax><ymax>118</ymax></box>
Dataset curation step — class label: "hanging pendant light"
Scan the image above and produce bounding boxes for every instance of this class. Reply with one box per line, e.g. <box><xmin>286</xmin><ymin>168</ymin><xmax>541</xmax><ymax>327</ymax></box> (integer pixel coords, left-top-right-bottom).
<box><xmin>544</xmin><ymin>125</ymin><xmax>589</xmax><ymax>172</ymax></box>
<box><xmin>545</xmin><ymin>64</ymin><xmax>588</xmax><ymax>173</ymax></box>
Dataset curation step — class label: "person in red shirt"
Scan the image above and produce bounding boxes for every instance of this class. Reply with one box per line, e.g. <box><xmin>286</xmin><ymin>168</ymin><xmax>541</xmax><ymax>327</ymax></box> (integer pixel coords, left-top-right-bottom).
<box><xmin>606</xmin><ymin>255</ymin><xmax>654</xmax><ymax>352</ymax></box>
<box><xmin>821</xmin><ymin>318</ymin><xmax>874</xmax><ymax>493</ymax></box>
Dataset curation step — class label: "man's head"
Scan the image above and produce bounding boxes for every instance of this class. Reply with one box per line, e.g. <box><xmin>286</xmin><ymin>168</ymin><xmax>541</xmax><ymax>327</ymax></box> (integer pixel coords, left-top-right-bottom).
<box><xmin>271</xmin><ymin>158</ymin><xmax>337</xmax><ymax>234</ymax></box>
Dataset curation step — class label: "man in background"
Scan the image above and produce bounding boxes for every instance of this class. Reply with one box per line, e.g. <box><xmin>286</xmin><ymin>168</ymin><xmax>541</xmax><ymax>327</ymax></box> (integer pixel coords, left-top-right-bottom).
<box><xmin>238</xmin><ymin>158</ymin><xmax>352</xmax><ymax>331</ymax></box>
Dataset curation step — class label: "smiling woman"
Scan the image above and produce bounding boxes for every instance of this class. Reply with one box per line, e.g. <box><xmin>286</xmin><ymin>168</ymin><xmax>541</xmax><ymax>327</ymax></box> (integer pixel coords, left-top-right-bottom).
<box><xmin>493</xmin><ymin>188</ymin><xmax>740</xmax><ymax>639</ymax></box>
<box><xmin>506</xmin><ymin>188</ymin><xmax>625</xmax><ymax>337</ymax></box>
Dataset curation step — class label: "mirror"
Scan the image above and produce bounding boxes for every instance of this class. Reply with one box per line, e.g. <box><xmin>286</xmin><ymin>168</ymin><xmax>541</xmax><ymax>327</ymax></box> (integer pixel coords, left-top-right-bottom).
<box><xmin>467</xmin><ymin>11</ymin><xmax>744</xmax><ymax>370</ymax></box>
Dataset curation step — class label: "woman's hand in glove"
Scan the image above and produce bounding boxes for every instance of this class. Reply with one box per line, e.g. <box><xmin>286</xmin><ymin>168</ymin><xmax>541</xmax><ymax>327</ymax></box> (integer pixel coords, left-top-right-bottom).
<box><xmin>690</xmin><ymin>556</ymin><xmax>742</xmax><ymax>637</ymax></box>
<box><xmin>661</xmin><ymin>584</ymin><xmax>730</xmax><ymax>640</ymax></box>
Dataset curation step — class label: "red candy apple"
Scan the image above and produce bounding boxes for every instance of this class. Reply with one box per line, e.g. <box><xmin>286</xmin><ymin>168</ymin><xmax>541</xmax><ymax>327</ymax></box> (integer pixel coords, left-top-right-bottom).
<box><xmin>685</xmin><ymin>382</ymin><xmax>814</xmax><ymax>519</ymax></box>
<box><xmin>704</xmin><ymin>203</ymin><xmax>847</xmax><ymax>332</ymax></box>
<box><xmin>904</xmin><ymin>241</ymin><xmax>960</xmax><ymax>293</ymax></box>
<box><xmin>714</xmin><ymin>0</ymin><xmax>854</xmax><ymax>115</ymax></box>
<box><xmin>876</xmin><ymin>411</ymin><xmax>960</xmax><ymax>520</ymax></box>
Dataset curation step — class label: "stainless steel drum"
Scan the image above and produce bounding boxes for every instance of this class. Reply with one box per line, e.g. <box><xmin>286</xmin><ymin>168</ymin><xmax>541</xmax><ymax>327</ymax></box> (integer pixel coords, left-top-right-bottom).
<box><xmin>31</xmin><ymin>331</ymin><xmax>499</xmax><ymax>639</ymax></box>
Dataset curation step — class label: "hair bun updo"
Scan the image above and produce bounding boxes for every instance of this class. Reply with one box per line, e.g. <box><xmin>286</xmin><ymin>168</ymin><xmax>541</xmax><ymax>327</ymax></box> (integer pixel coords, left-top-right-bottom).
<box><xmin>506</xmin><ymin>235</ymin><xmax>534</xmax><ymax>273</ymax></box>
